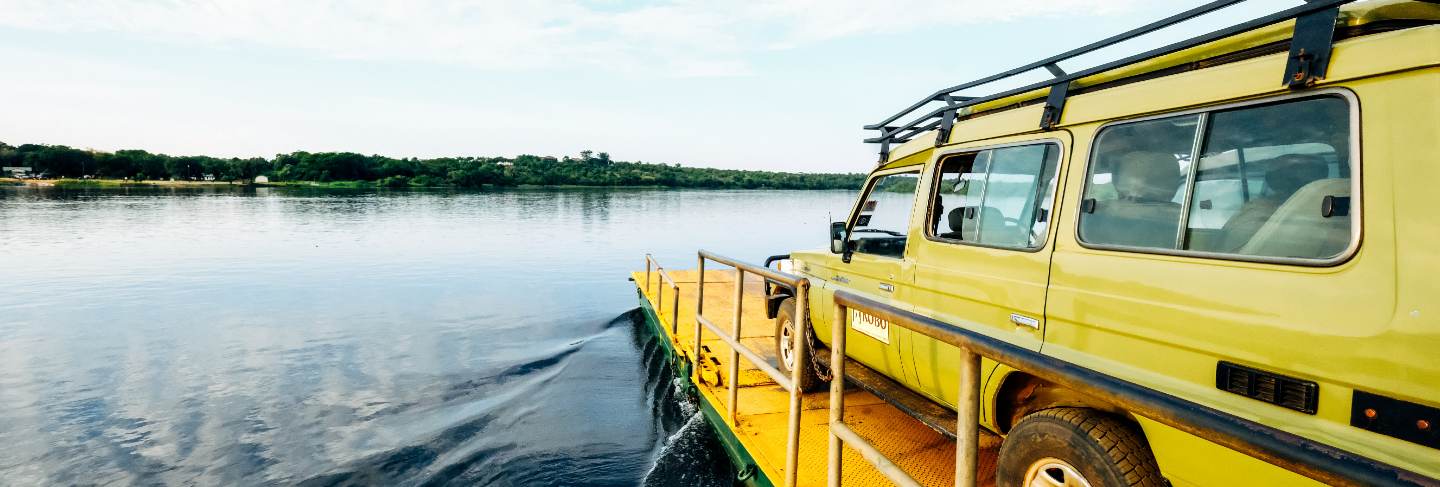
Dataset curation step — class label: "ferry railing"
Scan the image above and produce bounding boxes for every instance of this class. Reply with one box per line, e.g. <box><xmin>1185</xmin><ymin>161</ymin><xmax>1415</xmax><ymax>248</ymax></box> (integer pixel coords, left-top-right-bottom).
<box><xmin>695</xmin><ymin>250</ymin><xmax>810</xmax><ymax>487</ymax></box>
<box><xmin>643</xmin><ymin>254</ymin><xmax>681</xmax><ymax>334</ymax></box>
<box><xmin>827</xmin><ymin>289</ymin><xmax>1438</xmax><ymax>487</ymax></box>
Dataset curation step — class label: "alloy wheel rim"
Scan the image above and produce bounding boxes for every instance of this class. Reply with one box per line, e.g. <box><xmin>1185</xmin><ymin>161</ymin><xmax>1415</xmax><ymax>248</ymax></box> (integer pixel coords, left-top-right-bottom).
<box><xmin>779</xmin><ymin>319</ymin><xmax>795</xmax><ymax>370</ymax></box>
<box><xmin>1023</xmin><ymin>458</ymin><xmax>1092</xmax><ymax>487</ymax></box>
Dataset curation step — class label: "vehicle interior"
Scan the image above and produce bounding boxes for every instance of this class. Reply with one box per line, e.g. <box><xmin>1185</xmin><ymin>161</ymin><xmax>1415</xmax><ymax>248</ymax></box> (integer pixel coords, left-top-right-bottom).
<box><xmin>930</xmin><ymin>145</ymin><xmax>1059</xmax><ymax>249</ymax></box>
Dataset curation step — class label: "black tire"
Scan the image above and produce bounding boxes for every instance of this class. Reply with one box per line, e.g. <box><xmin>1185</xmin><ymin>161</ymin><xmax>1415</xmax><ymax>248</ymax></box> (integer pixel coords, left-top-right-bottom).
<box><xmin>773</xmin><ymin>298</ymin><xmax>825</xmax><ymax>392</ymax></box>
<box><xmin>997</xmin><ymin>408</ymin><xmax>1164</xmax><ymax>487</ymax></box>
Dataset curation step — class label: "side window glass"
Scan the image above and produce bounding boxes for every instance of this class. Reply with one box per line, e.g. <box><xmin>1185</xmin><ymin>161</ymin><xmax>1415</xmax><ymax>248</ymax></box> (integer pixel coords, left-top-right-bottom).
<box><xmin>1079</xmin><ymin>96</ymin><xmax>1354</xmax><ymax>262</ymax></box>
<box><xmin>930</xmin><ymin>143</ymin><xmax>1060</xmax><ymax>249</ymax></box>
<box><xmin>984</xmin><ymin>145</ymin><xmax>1061</xmax><ymax>248</ymax></box>
<box><xmin>1184</xmin><ymin>98</ymin><xmax>1351</xmax><ymax>259</ymax></box>
<box><xmin>931</xmin><ymin>152</ymin><xmax>989</xmax><ymax>241</ymax></box>
<box><xmin>1079</xmin><ymin>115</ymin><xmax>1197</xmax><ymax>249</ymax></box>
<box><xmin>849</xmin><ymin>171</ymin><xmax>920</xmax><ymax>258</ymax></box>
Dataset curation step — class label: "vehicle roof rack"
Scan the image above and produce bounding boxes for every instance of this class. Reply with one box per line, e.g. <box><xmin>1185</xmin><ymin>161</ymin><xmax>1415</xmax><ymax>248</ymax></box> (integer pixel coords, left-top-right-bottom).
<box><xmin>866</xmin><ymin>0</ymin><xmax>1359</xmax><ymax>162</ymax></box>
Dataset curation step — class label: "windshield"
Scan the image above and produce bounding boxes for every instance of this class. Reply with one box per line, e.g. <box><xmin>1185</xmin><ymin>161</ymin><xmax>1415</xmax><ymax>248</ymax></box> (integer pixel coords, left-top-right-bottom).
<box><xmin>848</xmin><ymin>170</ymin><xmax>920</xmax><ymax>258</ymax></box>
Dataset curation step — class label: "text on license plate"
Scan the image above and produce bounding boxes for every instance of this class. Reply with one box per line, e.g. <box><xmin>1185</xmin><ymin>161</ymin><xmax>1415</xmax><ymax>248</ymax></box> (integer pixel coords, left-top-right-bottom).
<box><xmin>849</xmin><ymin>309</ymin><xmax>891</xmax><ymax>344</ymax></box>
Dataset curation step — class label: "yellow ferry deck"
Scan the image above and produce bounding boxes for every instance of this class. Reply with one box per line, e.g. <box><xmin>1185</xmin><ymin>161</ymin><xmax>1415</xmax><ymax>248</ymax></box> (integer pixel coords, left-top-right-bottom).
<box><xmin>631</xmin><ymin>264</ymin><xmax>1000</xmax><ymax>487</ymax></box>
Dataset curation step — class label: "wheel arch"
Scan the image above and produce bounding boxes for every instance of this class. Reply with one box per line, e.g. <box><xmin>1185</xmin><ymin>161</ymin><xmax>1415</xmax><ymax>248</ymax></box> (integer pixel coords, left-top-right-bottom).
<box><xmin>764</xmin><ymin>283</ymin><xmax>793</xmax><ymax>319</ymax></box>
<box><xmin>992</xmin><ymin>369</ymin><xmax>1135</xmax><ymax>435</ymax></box>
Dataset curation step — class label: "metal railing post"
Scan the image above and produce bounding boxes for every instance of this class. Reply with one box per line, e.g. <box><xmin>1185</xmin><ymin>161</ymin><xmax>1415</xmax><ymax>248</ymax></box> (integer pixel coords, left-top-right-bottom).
<box><xmin>956</xmin><ymin>349</ymin><xmax>981</xmax><ymax>487</ymax></box>
<box><xmin>828</xmin><ymin>300</ymin><xmax>847</xmax><ymax>487</ymax></box>
<box><xmin>696</xmin><ymin>256</ymin><xmax>706</xmax><ymax>316</ymax></box>
<box><xmin>728</xmin><ymin>270</ymin><xmax>745</xmax><ymax>425</ymax></box>
<box><xmin>783</xmin><ymin>280</ymin><xmax>809</xmax><ymax>487</ymax></box>
<box><xmin>646</xmin><ymin>255</ymin><xmax>682</xmax><ymax>335</ymax></box>
<box><xmin>694</xmin><ymin>255</ymin><xmax>705</xmax><ymax>383</ymax></box>
<box><xmin>671</xmin><ymin>283</ymin><xmax>680</xmax><ymax>335</ymax></box>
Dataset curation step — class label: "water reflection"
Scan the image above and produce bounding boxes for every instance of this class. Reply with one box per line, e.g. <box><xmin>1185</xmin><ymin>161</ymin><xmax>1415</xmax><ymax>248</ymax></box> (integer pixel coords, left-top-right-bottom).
<box><xmin>0</xmin><ymin>186</ymin><xmax>855</xmax><ymax>485</ymax></box>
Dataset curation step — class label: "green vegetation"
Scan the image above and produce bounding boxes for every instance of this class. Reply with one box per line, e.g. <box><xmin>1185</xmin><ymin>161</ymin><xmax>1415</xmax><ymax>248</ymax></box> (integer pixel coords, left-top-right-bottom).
<box><xmin>876</xmin><ymin>174</ymin><xmax>921</xmax><ymax>193</ymax></box>
<box><xmin>0</xmin><ymin>142</ymin><xmax>864</xmax><ymax>190</ymax></box>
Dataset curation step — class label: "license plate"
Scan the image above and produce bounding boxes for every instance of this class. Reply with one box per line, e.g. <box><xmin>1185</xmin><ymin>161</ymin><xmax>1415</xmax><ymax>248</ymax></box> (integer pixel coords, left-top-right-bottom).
<box><xmin>849</xmin><ymin>309</ymin><xmax>891</xmax><ymax>344</ymax></box>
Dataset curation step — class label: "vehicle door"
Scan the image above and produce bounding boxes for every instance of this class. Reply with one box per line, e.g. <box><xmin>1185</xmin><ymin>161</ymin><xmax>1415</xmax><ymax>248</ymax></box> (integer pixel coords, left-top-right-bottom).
<box><xmin>828</xmin><ymin>166</ymin><xmax>925</xmax><ymax>388</ymax></box>
<box><xmin>907</xmin><ymin>137</ymin><xmax>1068</xmax><ymax>411</ymax></box>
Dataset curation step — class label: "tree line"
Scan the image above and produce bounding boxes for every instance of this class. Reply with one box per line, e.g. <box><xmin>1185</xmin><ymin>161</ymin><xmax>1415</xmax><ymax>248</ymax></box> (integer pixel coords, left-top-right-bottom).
<box><xmin>0</xmin><ymin>142</ymin><xmax>865</xmax><ymax>190</ymax></box>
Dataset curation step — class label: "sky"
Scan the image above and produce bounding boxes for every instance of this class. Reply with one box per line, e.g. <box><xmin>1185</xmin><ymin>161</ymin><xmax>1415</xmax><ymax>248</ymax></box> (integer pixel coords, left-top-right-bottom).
<box><xmin>0</xmin><ymin>0</ymin><xmax>1308</xmax><ymax>173</ymax></box>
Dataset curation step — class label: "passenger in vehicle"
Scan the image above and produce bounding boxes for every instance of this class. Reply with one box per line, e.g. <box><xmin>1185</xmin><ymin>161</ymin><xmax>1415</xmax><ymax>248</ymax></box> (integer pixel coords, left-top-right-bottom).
<box><xmin>1083</xmin><ymin>150</ymin><xmax>1183</xmax><ymax>248</ymax></box>
<box><xmin>1216</xmin><ymin>154</ymin><xmax>1329</xmax><ymax>252</ymax></box>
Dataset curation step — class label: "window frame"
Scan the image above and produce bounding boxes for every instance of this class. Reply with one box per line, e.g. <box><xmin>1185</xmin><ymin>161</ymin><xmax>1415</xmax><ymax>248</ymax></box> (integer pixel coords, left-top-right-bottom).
<box><xmin>1074</xmin><ymin>88</ymin><xmax>1362</xmax><ymax>267</ymax></box>
<box><xmin>845</xmin><ymin>165</ymin><xmax>925</xmax><ymax>260</ymax></box>
<box><xmin>923</xmin><ymin>139</ymin><xmax>1066</xmax><ymax>253</ymax></box>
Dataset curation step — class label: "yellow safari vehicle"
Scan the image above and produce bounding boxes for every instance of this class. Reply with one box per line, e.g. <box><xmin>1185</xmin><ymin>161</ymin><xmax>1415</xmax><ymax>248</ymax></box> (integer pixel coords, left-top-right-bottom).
<box><xmin>762</xmin><ymin>0</ymin><xmax>1440</xmax><ymax>485</ymax></box>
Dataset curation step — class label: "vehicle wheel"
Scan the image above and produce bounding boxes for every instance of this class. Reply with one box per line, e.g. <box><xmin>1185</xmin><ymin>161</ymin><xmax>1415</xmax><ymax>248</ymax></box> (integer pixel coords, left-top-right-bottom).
<box><xmin>997</xmin><ymin>408</ymin><xmax>1164</xmax><ymax>487</ymax></box>
<box><xmin>774</xmin><ymin>298</ymin><xmax>825</xmax><ymax>392</ymax></box>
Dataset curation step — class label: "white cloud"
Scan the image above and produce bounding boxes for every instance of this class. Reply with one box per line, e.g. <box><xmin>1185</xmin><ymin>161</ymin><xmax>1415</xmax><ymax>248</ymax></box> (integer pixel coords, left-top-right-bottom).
<box><xmin>746</xmin><ymin>0</ymin><xmax>1146</xmax><ymax>46</ymax></box>
<box><xmin>0</xmin><ymin>0</ymin><xmax>1144</xmax><ymax>77</ymax></box>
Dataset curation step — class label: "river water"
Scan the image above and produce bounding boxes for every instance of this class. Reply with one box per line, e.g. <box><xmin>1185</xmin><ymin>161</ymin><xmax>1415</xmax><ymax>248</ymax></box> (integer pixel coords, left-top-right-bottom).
<box><xmin>0</xmin><ymin>186</ymin><xmax>857</xmax><ymax>486</ymax></box>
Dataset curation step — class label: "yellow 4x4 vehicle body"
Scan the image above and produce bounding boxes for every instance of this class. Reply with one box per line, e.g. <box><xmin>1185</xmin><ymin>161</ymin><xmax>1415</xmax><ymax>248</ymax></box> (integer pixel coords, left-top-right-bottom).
<box><xmin>785</xmin><ymin>2</ymin><xmax>1440</xmax><ymax>485</ymax></box>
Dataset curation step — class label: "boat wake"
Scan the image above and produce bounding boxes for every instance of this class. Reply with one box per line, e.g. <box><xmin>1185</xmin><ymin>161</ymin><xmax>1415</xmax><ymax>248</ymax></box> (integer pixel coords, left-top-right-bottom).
<box><xmin>635</xmin><ymin>314</ymin><xmax>734</xmax><ymax>487</ymax></box>
<box><xmin>292</xmin><ymin>310</ymin><xmax>699</xmax><ymax>486</ymax></box>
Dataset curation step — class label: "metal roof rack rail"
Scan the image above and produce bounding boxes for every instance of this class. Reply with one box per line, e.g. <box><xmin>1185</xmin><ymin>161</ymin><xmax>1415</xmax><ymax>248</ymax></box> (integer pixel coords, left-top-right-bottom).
<box><xmin>865</xmin><ymin>0</ymin><xmax>1355</xmax><ymax>162</ymax></box>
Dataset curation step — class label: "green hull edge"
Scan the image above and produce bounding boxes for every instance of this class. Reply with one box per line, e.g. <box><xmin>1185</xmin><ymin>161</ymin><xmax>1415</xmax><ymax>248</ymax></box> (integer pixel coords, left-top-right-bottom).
<box><xmin>636</xmin><ymin>289</ymin><xmax>775</xmax><ymax>487</ymax></box>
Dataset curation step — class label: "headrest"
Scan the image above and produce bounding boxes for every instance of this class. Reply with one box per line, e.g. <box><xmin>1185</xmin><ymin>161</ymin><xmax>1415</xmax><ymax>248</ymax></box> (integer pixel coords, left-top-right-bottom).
<box><xmin>948</xmin><ymin>207</ymin><xmax>967</xmax><ymax>233</ymax></box>
<box><xmin>1264</xmin><ymin>154</ymin><xmax>1328</xmax><ymax>197</ymax></box>
<box><xmin>1113</xmin><ymin>151</ymin><xmax>1180</xmax><ymax>202</ymax></box>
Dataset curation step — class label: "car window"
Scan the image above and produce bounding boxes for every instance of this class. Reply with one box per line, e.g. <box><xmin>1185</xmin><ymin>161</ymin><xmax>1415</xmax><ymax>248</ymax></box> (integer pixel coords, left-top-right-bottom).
<box><xmin>849</xmin><ymin>171</ymin><xmax>920</xmax><ymax>258</ymax></box>
<box><xmin>1077</xmin><ymin>115</ymin><xmax>1197</xmax><ymax>249</ymax></box>
<box><xmin>929</xmin><ymin>143</ymin><xmax>1060</xmax><ymax>249</ymax></box>
<box><xmin>1078</xmin><ymin>96</ymin><xmax>1354</xmax><ymax>262</ymax></box>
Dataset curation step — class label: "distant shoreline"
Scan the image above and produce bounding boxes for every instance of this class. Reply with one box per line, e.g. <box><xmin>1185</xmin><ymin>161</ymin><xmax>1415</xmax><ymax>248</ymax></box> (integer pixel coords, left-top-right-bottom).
<box><xmin>2</xmin><ymin>143</ymin><xmax>867</xmax><ymax>190</ymax></box>
<box><xmin>3</xmin><ymin>178</ymin><xmax>243</xmax><ymax>188</ymax></box>
<box><xmin>1</xmin><ymin>178</ymin><xmax>851</xmax><ymax>190</ymax></box>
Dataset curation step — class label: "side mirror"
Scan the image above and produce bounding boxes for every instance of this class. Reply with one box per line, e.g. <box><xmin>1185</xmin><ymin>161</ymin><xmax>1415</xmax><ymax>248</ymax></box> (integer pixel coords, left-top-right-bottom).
<box><xmin>830</xmin><ymin>221</ymin><xmax>847</xmax><ymax>254</ymax></box>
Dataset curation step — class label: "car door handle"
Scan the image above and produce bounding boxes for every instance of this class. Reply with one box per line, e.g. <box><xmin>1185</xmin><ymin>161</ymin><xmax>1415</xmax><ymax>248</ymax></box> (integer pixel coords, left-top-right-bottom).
<box><xmin>1010</xmin><ymin>313</ymin><xmax>1040</xmax><ymax>329</ymax></box>
<box><xmin>832</xmin><ymin>275</ymin><xmax>850</xmax><ymax>284</ymax></box>
<box><xmin>879</xmin><ymin>283</ymin><xmax>894</xmax><ymax>293</ymax></box>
